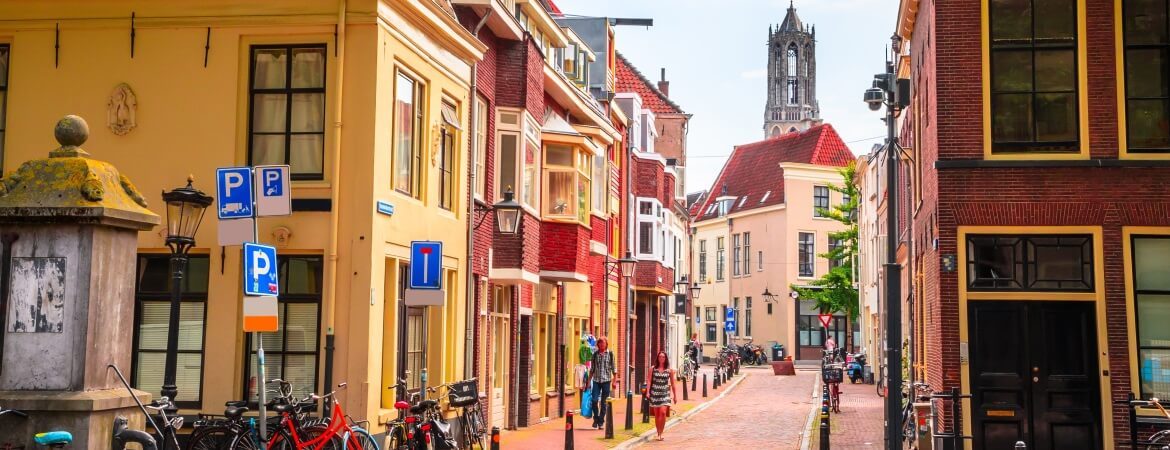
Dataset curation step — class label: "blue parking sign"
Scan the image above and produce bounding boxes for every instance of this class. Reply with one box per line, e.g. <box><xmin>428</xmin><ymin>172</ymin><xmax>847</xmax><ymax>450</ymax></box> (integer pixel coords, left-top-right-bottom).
<box><xmin>217</xmin><ymin>167</ymin><xmax>254</xmax><ymax>219</ymax></box>
<box><xmin>724</xmin><ymin>321</ymin><xmax>736</xmax><ymax>333</ymax></box>
<box><xmin>725</xmin><ymin>308</ymin><xmax>735</xmax><ymax>321</ymax></box>
<box><xmin>410</xmin><ymin>241</ymin><xmax>442</xmax><ymax>290</ymax></box>
<box><xmin>243</xmin><ymin>242</ymin><xmax>279</xmax><ymax>297</ymax></box>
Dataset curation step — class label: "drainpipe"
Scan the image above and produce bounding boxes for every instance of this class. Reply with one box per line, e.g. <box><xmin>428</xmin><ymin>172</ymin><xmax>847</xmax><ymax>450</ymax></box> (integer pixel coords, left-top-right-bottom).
<box><xmin>322</xmin><ymin>0</ymin><xmax>346</xmax><ymax>416</ymax></box>
<box><xmin>465</xmin><ymin>9</ymin><xmax>492</xmax><ymax>382</ymax></box>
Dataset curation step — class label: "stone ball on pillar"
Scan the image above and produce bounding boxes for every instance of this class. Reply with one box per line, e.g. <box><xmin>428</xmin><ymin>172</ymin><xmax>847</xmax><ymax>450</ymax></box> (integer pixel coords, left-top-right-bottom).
<box><xmin>54</xmin><ymin>115</ymin><xmax>90</xmax><ymax>148</ymax></box>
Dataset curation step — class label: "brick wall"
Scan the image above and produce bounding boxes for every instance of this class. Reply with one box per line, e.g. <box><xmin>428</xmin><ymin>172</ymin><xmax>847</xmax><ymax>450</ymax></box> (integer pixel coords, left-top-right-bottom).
<box><xmin>539</xmin><ymin>222</ymin><xmax>590</xmax><ymax>273</ymax></box>
<box><xmin>655</xmin><ymin>115</ymin><xmax>688</xmax><ymax>166</ymax></box>
<box><xmin>631</xmin><ymin>156</ymin><xmax>664</xmax><ymax>199</ymax></box>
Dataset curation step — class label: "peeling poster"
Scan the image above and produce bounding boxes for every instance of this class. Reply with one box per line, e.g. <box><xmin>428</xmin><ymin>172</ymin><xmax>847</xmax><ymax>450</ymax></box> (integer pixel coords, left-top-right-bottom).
<box><xmin>7</xmin><ymin>257</ymin><xmax>66</xmax><ymax>333</ymax></box>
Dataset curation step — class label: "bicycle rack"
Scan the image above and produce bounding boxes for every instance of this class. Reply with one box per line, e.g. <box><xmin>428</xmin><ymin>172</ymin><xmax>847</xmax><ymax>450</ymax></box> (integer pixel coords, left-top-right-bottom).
<box><xmin>1115</xmin><ymin>392</ymin><xmax>1170</xmax><ymax>448</ymax></box>
<box><xmin>928</xmin><ymin>387</ymin><xmax>972</xmax><ymax>450</ymax></box>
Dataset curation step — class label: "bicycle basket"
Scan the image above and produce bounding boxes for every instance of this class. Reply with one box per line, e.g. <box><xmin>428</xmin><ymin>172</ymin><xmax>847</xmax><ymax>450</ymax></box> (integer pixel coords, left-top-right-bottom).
<box><xmin>822</xmin><ymin>367</ymin><xmax>843</xmax><ymax>384</ymax></box>
<box><xmin>448</xmin><ymin>379</ymin><xmax>479</xmax><ymax>407</ymax></box>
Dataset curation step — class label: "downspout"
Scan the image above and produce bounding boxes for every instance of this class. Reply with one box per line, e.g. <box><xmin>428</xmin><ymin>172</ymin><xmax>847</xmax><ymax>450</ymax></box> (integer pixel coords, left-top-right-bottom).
<box><xmin>465</xmin><ymin>9</ymin><xmax>492</xmax><ymax>381</ymax></box>
<box><xmin>322</xmin><ymin>0</ymin><xmax>346</xmax><ymax>415</ymax></box>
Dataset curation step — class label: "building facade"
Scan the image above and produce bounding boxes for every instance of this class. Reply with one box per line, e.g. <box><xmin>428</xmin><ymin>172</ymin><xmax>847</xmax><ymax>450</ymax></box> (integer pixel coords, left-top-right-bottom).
<box><xmin>896</xmin><ymin>0</ymin><xmax>1170</xmax><ymax>446</ymax></box>
<box><xmin>689</xmin><ymin>125</ymin><xmax>854</xmax><ymax>361</ymax></box>
<box><xmin>0</xmin><ymin>0</ymin><xmax>485</xmax><ymax>436</ymax></box>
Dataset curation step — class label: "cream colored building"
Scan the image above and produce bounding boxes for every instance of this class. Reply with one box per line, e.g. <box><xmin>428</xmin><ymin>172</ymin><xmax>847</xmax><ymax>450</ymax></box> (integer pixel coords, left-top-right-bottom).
<box><xmin>689</xmin><ymin>125</ymin><xmax>855</xmax><ymax>361</ymax></box>
<box><xmin>0</xmin><ymin>0</ymin><xmax>484</xmax><ymax>435</ymax></box>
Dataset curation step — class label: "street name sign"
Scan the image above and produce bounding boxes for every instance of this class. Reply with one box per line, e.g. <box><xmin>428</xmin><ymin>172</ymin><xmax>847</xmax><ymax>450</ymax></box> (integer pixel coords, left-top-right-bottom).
<box><xmin>217</xmin><ymin>167</ymin><xmax>254</xmax><ymax>219</ymax></box>
<box><xmin>410</xmin><ymin>241</ymin><xmax>442</xmax><ymax>290</ymax></box>
<box><xmin>254</xmin><ymin>165</ymin><xmax>291</xmax><ymax>216</ymax></box>
<box><xmin>243</xmin><ymin>242</ymin><xmax>279</xmax><ymax>297</ymax></box>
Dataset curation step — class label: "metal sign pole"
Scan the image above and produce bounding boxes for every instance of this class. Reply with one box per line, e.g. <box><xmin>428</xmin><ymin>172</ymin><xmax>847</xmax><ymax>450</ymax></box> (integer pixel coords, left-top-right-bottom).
<box><xmin>251</xmin><ymin>166</ymin><xmax>267</xmax><ymax>443</ymax></box>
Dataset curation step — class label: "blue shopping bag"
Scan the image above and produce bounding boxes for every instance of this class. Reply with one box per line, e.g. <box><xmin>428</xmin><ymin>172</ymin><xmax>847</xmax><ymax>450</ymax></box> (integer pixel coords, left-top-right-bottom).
<box><xmin>581</xmin><ymin>387</ymin><xmax>594</xmax><ymax>418</ymax></box>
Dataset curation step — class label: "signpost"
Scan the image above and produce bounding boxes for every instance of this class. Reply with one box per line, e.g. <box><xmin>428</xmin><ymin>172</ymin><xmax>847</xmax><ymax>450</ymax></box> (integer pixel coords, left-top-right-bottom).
<box><xmin>215</xmin><ymin>165</ymin><xmax>290</xmax><ymax>444</ymax></box>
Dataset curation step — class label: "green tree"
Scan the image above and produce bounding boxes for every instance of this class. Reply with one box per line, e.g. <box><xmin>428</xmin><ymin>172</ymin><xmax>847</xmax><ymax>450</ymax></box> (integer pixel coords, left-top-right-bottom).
<box><xmin>791</xmin><ymin>161</ymin><xmax>860</xmax><ymax>350</ymax></box>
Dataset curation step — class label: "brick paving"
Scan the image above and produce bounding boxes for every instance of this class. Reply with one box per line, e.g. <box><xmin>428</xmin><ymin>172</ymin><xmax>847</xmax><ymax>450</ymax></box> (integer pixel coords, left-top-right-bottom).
<box><xmin>632</xmin><ymin>366</ymin><xmax>818</xmax><ymax>449</ymax></box>
<box><xmin>810</xmin><ymin>376</ymin><xmax>887</xmax><ymax>449</ymax></box>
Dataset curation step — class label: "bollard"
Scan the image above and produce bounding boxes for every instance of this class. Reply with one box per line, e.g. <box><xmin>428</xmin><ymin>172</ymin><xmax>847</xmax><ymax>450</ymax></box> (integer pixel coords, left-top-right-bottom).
<box><xmin>682</xmin><ymin>378</ymin><xmax>689</xmax><ymax>401</ymax></box>
<box><xmin>605</xmin><ymin>398</ymin><xmax>615</xmax><ymax>439</ymax></box>
<box><xmin>715</xmin><ymin>371</ymin><xmax>721</xmax><ymax>389</ymax></box>
<box><xmin>702</xmin><ymin>374</ymin><xmax>708</xmax><ymax>397</ymax></box>
<box><xmin>491</xmin><ymin>426</ymin><xmax>501</xmax><ymax>450</ymax></box>
<box><xmin>564</xmin><ymin>410</ymin><xmax>574</xmax><ymax>450</ymax></box>
<box><xmin>640</xmin><ymin>383</ymin><xmax>650</xmax><ymax>423</ymax></box>
<box><xmin>691</xmin><ymin>372</ymin><xmax>697</xmax><ymax>392</ymax></box>
<box><xmin>819</xmin><ymin>416</ymin><xmax>830</xmax><ymax>450</ymax></box>
<box><xmin>624</xmin><ymin>391</ymin><xmax>634</xmax><ymax>430</ymax></box>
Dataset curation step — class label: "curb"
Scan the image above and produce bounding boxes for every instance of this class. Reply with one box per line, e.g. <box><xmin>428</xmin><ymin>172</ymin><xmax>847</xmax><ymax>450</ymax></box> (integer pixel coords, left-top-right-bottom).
<box><xmin>798</xmin><ymin>377</ymin><xmax>823</xmax><ymax>450</ymax></box>
<box><xmin>611</xmin><ymin>372</ymin><xmax>749</xmax><ymax>450</ymax></box>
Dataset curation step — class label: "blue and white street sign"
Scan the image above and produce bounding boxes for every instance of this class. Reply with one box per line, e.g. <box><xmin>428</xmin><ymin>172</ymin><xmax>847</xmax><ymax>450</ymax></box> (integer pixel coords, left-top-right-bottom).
<box><xmin>243</xmin><ymin>242</ymin><xmax>279</xmax><ymax>297</ymax></box>
<box><xmin>410</xmin><ymin>241</ymin><xmax>443</xmax><ymax>290</ymax></box>
<box><xmin>725</xmin><ymin>308</ymin><xmax>736</xmax><ymax>322</ymax></box>
<box><xmin>254</xmin><ymin>165</ymin><xmax>291</xmax><ymax>217</ymax></box>
<box><xmin>217</xmin><ymin>167</ymin><xmax>254</xmax><ymax>219</ymax></box>
<box><xmin>724</xmin><ymin>321</ymin><xmax>737</xmax><ymax>333</ymax></box>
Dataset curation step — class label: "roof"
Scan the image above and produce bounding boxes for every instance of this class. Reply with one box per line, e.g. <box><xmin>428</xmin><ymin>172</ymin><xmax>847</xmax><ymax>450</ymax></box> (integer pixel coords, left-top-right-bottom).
<box><xmin>693</xmin><ymin>124</ymin><xmax>854</xmax><ymax>221</ymax></box>
<box><xmin>614</xmin><ymin>52</ymin><xmax>685</xmax><ymax>115</ymax></box>
<box><xmin>779</xmin><ymin>1</ymin><xmax>803</xmax><ymax>32</ymax></box>
<box><xmin>686</xmin><ymin>191</ymin><xmax>708</xmax><ymax>216</ymax></box>
<box><xmin>544</xmin><ymin>0</ymin><xmax>563</xmax><ymax>15</ymax></box>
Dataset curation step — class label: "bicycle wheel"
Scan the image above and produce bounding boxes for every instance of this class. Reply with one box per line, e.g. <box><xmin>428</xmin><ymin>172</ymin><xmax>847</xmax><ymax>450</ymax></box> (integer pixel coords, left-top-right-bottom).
<box><xmin>347</xmin><ymin>427</ymin><xmax>380</xmax><ymax>450</ymax></box>
<box><xmin>385</xmin><ymin>424</ymin><xmax>408</xmax><ymax>450</ymax></box>
<box><xmin>1147</xmin><ymin>429</ymin><xmax>1170</xmax><ymax>450</ymax></box>
<box><xmin>296</xmin><ymin>425</ymin><xmax>345</xmax><ymax>450</ymax></box>
<box><xmin>462</xmin><ymin>406</ymin><xmax>486</xmax><ymax>449</ymax></box>
<box><xmin>228</xmin><ymin>428</ymin><xmax>261</xmax><ymax>450</ymax></box>
<box><xmin>185</xmin><ymin>425</ymin><xmax>234</xmax><ymax>450</ymax></box>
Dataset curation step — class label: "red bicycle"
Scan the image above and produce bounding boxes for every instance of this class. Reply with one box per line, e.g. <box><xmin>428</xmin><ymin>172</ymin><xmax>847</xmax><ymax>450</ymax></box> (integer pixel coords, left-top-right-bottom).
<box><xmin>231</xmin><ymin>382</ymin><xmax>375</xmax><ymax>450</ymax></box>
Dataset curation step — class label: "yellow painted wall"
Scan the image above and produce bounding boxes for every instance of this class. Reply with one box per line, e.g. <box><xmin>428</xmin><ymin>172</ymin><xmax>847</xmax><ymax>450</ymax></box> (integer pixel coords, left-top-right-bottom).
<box><xmin>0</xmin><ymin>0</ymin><xmax>480</xmax><ymax>432</ymax></box>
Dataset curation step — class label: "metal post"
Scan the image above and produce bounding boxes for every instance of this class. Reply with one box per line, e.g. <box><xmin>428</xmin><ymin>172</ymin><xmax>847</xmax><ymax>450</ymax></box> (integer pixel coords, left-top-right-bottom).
<box><xmin>691</xmin><ymin>372</ymin><xmax>697</xmax><ymax>392</ymax></box>
<box><xmin>640</xmin><ymin>383</ymin><xmax>649</xmax><ymax>423</ymax></box>
<box><xmin>160</xmin><ymin>252</ymin><xmax>187</xmax><ymax>412</ymax></box>
<box><xmin>564</xmin><ymin>410</ymin><xmax>574</xmax><ymax>450</ymax></box>
<box><xmin>605</xmin><ymin>398</ymin><xmax>615</xmax><ymax>439</ymax></box>
<box><xmin>820</xmin><ymin>416</ymin><xmax>830</xmax><ymax>450</ymax></box>
<box><xmin>882</xmin><ymin>56</ymin><xmax>904</xmax><ymax>450</ymax></box>
<box><xmin>682</xmin><ymin>377</ymin><xmax>689</xmax><ymax>401</ymax></box>
<box><xmin>624</xmin><ymin>391</ymin><xmax>634</xmax><ymax>430</ymax></box>
<box><xmin>490</xmin><ymin>426</ymin><xmax>501</xmax><ymax>450</ymax></box>
<box><xmin>702</xmin><ymin>374</ymin><xmax>707</xmax><ymax>397</ymax></box>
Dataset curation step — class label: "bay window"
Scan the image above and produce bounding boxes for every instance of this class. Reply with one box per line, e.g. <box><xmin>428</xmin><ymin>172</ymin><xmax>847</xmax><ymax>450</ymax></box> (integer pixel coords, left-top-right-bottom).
<box><xmin>543</xmin><ymin>144</ymin><xmax>591</xmax><ymax>223</ymax></box>
<box><xmin>495</xmin><ymin>110</ymin><xmax>538</xmax><ymax>211</ymax></box>
<box><xmin>592</xmin><ymin>152</ymin><xmax>607</xmax><ymax>214</ymax></box>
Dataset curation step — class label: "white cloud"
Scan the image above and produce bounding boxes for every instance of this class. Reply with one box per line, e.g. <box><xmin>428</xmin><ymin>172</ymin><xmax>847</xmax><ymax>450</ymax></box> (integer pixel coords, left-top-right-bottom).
<box><xmin>740</xmin><ymin>68</ymin><xmax>767</xmax><ymax>79</ymax></box>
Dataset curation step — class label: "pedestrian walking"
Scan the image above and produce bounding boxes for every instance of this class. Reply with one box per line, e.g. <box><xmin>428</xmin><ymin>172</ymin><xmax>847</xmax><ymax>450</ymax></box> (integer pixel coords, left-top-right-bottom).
<box><xmin>645</xmin><ymin>350</ymin><xmax>677</xmax><ymax>441</ymax></box>
<box><xmin>588</xmin><ymin>337</ymin><xmax>617</xmax><ymax>429</ymax></box>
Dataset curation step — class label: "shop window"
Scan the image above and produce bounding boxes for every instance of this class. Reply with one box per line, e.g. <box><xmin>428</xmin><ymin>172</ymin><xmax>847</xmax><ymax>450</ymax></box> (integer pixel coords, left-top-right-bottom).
<box><xmin>132</xmin><ymin>255</ymin><xmax>210</xmax><ymax>408</ymax></box>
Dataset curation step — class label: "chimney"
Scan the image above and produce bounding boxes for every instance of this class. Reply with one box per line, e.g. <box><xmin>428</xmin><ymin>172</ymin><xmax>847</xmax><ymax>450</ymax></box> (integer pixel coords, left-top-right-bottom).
<box><xmin>657</xmin><ymin>68</ymin><xmax>670</xmax><ymax>97</ymax></box>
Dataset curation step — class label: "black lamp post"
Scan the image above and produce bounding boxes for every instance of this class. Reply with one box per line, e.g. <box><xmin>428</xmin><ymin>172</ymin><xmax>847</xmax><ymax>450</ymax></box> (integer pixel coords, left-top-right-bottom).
<box><xmin>160</xmin><ymin>176</ymin><xmax>213</xmax><ymax>409</ymax></box>
<box><xmin>863</xmin><ymin>34</ymin><xmax>908</xmax><ymax>450</ymax></box>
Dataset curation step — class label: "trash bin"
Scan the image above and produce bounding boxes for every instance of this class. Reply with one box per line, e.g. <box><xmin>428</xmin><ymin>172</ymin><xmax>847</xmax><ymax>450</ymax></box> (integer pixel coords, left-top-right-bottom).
<box><xmin>772</xmin><ymin>343</ymin><xmax>785</xmax><ymax>361</ymax></box>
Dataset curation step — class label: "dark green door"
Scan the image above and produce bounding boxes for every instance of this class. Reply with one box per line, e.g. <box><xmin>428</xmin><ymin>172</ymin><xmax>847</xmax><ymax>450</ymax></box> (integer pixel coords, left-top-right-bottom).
<box><xmin>968</xmin><ymin>301</ymin><xmax>1101</xmax><ymax>450</ymax></box>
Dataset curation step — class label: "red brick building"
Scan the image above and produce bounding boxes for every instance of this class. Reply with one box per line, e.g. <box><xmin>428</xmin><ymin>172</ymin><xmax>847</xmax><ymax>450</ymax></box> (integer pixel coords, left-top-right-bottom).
<box><xmin>455</xmin><ymin>0</ymin><xmax>626</xmax><ymax>430</ymax></box>
<box><xmin>898</xmin><ymin>0</ymin><xmax>1170</xmax><ymax>447</ymax></box>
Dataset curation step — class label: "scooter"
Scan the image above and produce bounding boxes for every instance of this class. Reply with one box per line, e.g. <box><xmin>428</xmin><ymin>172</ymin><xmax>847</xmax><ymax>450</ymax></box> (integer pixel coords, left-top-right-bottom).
<box><xmin>846</xmin><ymin>353</ymin><xmax>867</xmax><ymax>384</ymax></box>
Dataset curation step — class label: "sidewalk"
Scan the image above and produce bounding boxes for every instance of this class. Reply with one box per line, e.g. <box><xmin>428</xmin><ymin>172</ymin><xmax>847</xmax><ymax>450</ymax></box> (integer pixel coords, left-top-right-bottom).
<box><xmin>499</xmin><ymin>365</ymin><xmax>742</xmax><ymax>449</ymax></box>
<box><xmin>807</xmin><ymin>377</ymin><xmax>886</xmax><ymax>448</ymax></box>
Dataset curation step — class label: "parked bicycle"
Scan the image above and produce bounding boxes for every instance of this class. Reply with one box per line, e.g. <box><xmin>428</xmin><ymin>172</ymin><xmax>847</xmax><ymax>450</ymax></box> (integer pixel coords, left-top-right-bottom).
<box><xmin>900</xmin><ymin>382</ymin><xmax>933</xmax><ymax>445</ymax></box>
<box><xmin>0</xmin><ymin>406</ymin><xmax>73</xmax><ymax>449</ymax></box>
<box><xmin>108</xmin><ymin>364</ymin><xmax>183</xmax><ymax>450</ymax></box>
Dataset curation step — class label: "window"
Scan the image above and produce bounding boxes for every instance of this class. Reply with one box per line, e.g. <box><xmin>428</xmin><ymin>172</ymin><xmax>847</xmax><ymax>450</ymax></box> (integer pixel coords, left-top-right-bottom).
<box><xmin>767</xmin><ymin>302</ymin><xmax>773</xmax><ymax>315</ymax></box>
<box><xmin>1123</xmin><ymin>0</ymin><xmax>1170</xmax><ymax>152</ymax></box>
<box><xmin>542</xmin><ymin>314</ymin><xmax>555</xmax><ymax>390</ymax></box>
<box><xmin>705</xmin><ymin>307</ymin><xmax>715</xmax><ymax>321</ymax></box>
<box><xmin>474</xmin><ymin>97</ymin><xmax>488</xmax><ymax>200</ymax></box>
<box><xmin>695</xmin><ymin>307</ymin><xmax>700</xmax><ymax>321</ymax></box>
<box><xmin>394</xmin><ymin>72</ymin><xmax>424</xmax><ymax>196</ymax></box>
<box><xmin>638</xmin><ymin>223</ymin><xmax>654</xmax><ymax>254</ymax></box>
<box><xmin>636</xmin><ymin>199</ymin><xmax>661</xmax><ymax>258</ymax></box>
<box><xmin>523</xmin><ymin>118</ymin><xmax>540</xmax><ymax>208</ymax></box>
<box><xmin>699</xmin><ymin>240</ymin><xmax>708</xmax><ymax>282</ymax></box>
<box><xmin>132</xmin><ymin>255</ymin><xmax>209</xmax><ymax>408</ymax></box>
<box><xmin>758</xmin><ymin>250</ymin><xmax>764</xmax><ymax>271</ymax></box>
<box><xmin>544</xmin><ymin>144</ymin><xmax>589</xmax><ymax>222</ymax></box>
<box><xmin>705</xmin><ymin>323</ymin><xmax>717</xmax><ymax>342</ymax></box>
<box><xmin>438</xmin><ymin>101</ymin><xmax>459</xmax><ymax>211</ymax></box>
<box><xmin>787</xmin><ymin>45</ymin><xmax>798</xmax><ymax>74</ymax></box>
<box><xmin>799</xmin><ymin>232</ymin><xmax>815</xmax><ymax>277</ymax></box>
<box><xmin>249</xmin><ymin>45</ymin><xmax>327</xmax><ymax>179</ymax></box>
<box><xmin>1133</xmin><ymin>236</ymin><xmax>1170</xmax><ymax>399</ymax></box>
<box><xmin>732</xmin><ymin>234</ymin><xmax>742</xmax><ymax>276</ymax></box>
<box><xmin>497</xmin><ymin>132</ymin><xmax>519</xmax><ymax>199</ymax></box>
<box><xmin>814</xmin><ymin>186</ymin><xmax>830</xmax><ymax>217</ymax></box>
<box><xmin>743</xmin><ymin>233</ymin><xmax>752</xmax><ymax>276</ymax></box>
<box><xmin>746</xmin><ymin>297</ymin><xmax>752</xmax><ymax>336</ymax></box>
<box><xmin>245</xmin><ymin>256</ymin><xmax>323</xmax><ymax>402</ymax></box>
<box><xmin>966</xmin><ymin>235</ymin><xmax>1093</xmax><ymax>291</ymax></box>
<box><xmin>787</xmin><ymin>45</ymin><xmax>799</xmax><ymax>105</ymax></box>
<box><xmin>716</xmin><ymin>237</ymin><xmax>726</xmax><ymax>281</ymax></box>
<box><xmin>989</xmin><ymin>0</ymin><xmax>1079</xmax><ymax>153</ymax></box>
<box><xmin>798</xmin><ymin>316</ymin><xmax>824</xmax><ymax>346</ymax></box>
<box><xmin>0</xmin><ymin>44</ymin><xmax>8</xmax><ymax>169</ymax></box>
<box><xmin>829</xmin><ymin>237</ymin><xmax>845</xmax><ymax>270</ymax></box>
<box><xmin>592</xmin><ymin>153</ymin><xmax>606</xmax><ymax>213</ymax></box>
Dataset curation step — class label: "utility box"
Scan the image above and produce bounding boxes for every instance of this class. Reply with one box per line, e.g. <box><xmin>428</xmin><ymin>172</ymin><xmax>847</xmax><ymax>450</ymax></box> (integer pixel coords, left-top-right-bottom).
<box><xmin>0</xmin><ymin>116</ymin><xmax>159</xmax><ymax>449</ymax></box>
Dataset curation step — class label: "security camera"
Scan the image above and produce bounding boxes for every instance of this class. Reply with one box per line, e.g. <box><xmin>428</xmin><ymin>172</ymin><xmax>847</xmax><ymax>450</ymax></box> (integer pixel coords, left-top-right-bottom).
<box><xmin>864</xmin><ymin>87</ymin><xmax>885</xmax><ymax>111</ymax></box>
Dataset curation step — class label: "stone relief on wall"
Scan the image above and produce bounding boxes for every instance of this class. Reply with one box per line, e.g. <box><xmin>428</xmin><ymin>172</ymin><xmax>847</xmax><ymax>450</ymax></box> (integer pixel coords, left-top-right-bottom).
<box><xmin>107</xmin><ymin>83</ymin><xmax>137</xmax><ymax>136</ymax></box>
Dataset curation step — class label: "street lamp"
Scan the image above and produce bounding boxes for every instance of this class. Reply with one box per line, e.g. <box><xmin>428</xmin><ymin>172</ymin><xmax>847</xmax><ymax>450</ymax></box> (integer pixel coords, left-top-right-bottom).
<box><xmin>160</xmin><ymin>175</ymin><xmax>213</xmax><ymax>409</ymax></box>
<box><xmin>863</xmin><ymin>34</ymin><xmax>909</xmax><ymax>449</ymax></box>
<box><xmin>689</xmin><ymin>282</ymin><xmax>701</xmax><ymax>300</ymax></box>
<box><xmin>762</xmin><ymin>287</ymin><xmax>778</xmax><ymax>303</ymax></box>
<box><xmin>493</xmin><ymin>188</ymin><xmax>522</xmax><ymax>234</ymax></box>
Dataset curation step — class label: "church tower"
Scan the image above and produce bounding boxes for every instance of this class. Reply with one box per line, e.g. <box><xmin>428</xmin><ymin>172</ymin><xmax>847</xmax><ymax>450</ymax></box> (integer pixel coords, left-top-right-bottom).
<box><xmin>765</xmin><ymin>1</ymin><xmax>822</xmax><ymax>138</ymax></box>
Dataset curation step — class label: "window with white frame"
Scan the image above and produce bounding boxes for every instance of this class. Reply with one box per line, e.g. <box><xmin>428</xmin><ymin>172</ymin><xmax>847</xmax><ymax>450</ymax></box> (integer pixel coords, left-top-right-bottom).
<box><xmin>699</xmin><ymin>240</ymin><xmax>708</xmax><ymax>282</ymax></box>
<box><xmin>636</xmin><ymin>199</ymin><xmax>662</xmax><ymax>258</ymax></box>
<box><xmin>732</xmin><ymin>234</ymin><xmax>742</xmax><ymax>276</ymax></box>
<box><xmin>591</xmin><ymin>151</ymin><xmax>606</xmax><ymax>214</ymax></box>
<box><xmin>743</xmin><ymin>232</ymin><xmax>751</xmax><ymax>276</ymax></box>
<box><xmin>543</xmin><ymin>144</ymin><xmax>590</xmax><ymax>223</ymax></box>
<box><xmin>799</xmin><ymin>232</ymin><xmax>815</xmax><ymax>277</ymax></box>
<box><xmin>716</xmin><ymin>237</ymin><xmax>726</xmax><ymax>281</ymax></box>
<box><xmin>814</xmin><ymin>186</ymin><xmax>830</xmax><ymax>218</ymax></box>
<box><xmin>474</xmin><ymin>96</ymin><xmax>487</xmax><ymax>201</ymax></box>
<box><xmin>495</xmin><ymin>110</ymin><xmax>538</xmax><ymax>211</ymax></box>
<box><xmin>522</xmin><ymin>116</ymin><xmax>540</xmax><ymax>209</ymax></box>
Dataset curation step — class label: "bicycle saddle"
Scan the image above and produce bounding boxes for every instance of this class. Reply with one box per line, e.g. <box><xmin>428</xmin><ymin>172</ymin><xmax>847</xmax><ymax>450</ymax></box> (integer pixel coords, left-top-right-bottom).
<box><xmin>394</xmin><ymin>400</ymin><xmax>410</xmax><ymax>410</ymax></box>
<box><xmin>34</xmin><ymin>431</ymin><xmax>73</xmax><ymax>446</ymax></box>
<box><xmin>225</xmin><ymin>405</ymin><xmax>249</xmax><ymax>418</ymax></box>
<box><xmin>272</xmin><ymin>403</ymin><xmax>296</xmax><ymax>414</ymax></box>
<box><xmin>410</xmin><ymin>400</ymin><xmax>438</xmax><ymax>414</ymax></box>
<box><xmin>225</xmin><ymin>400</ymin><xmax>248</xmax><ymax>408</ymax></box>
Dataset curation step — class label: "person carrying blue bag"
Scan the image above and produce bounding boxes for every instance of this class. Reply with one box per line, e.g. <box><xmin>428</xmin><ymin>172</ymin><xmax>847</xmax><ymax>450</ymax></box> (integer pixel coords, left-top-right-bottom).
<box><xmin>578</xmin><ymin>333</ymin><xmax>595</xmax><ymax>418</ymax></box>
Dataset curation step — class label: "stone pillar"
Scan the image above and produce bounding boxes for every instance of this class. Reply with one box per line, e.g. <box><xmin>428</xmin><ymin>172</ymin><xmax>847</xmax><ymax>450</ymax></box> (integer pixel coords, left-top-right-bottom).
<box><xmin>0</xmin><ymin>116</ymin><xmax>159</xmax><ymax>449</ymax></box>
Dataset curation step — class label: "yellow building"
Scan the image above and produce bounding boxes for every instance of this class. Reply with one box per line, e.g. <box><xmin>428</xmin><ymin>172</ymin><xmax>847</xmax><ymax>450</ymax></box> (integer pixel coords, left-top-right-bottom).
<box><xmin>0</xmin><ymin>0</ymin><xmax>483</xmax><ymax>433</ymax></box>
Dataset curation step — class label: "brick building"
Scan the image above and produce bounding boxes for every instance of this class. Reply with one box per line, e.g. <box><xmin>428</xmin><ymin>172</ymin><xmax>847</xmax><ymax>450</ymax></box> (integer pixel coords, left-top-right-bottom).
<box><xmin>455</xmin><ymin>0</ymin><xmax>624</xmax><ymax>430</ymax></box>
<box><xmin>896</xmin><ymin>0</ymin><xmax>1170</xmax><ymax>447</ymax></box>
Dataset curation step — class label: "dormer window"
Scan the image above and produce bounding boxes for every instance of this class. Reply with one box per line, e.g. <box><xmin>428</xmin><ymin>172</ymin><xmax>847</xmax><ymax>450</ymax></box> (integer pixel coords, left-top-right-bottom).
<box><xmin>760</xmin><ymin>191</ymin><xmax>771</xmax><ymax>203</ymax></box>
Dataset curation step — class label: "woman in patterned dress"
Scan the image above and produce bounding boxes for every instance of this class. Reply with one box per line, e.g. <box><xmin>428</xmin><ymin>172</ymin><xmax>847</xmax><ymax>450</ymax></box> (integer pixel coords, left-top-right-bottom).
<box><xmin>645</xmin><ymin>350</ymin><xmax>678</xmax><ymax>441</ymax></box>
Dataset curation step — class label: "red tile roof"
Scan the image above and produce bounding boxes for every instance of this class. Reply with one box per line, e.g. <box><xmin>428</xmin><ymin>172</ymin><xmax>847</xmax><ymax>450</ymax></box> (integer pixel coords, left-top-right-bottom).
<box><xmin>693</xmin><ymin>124</ymin><xmax>855</xmax><ymax>221</ymax></box>
<box><xmin>545</xmin><ymin>0</ymin><xmax>563</xmax><ymax>15</ymax></box>
<box><xmin>614</xmin><ymin>52</ymin><xmax>685</xmax><ymax>115</ymax></box>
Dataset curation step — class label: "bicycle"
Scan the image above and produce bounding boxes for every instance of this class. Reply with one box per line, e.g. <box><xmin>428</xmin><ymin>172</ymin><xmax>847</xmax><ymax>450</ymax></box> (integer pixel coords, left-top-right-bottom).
<box><xmin>108</xmin><ymin>364</ymin><xmax>183</xmax><ymax>450</ymax></box>
<box><xmin>385</xmin><ymin>379</ymin><xmax>424</xmax><ymax>450</ymax></box>
<box><xmin>900</xmin><ymin>382</ymin><xmax>933</xmax><ymax>445</ymax></box>
<box><xmin>445</xmin><ymin>378</ymin><xmax>486</xmax><ymax>450</ymax></box>
<box><xmin>0</xmin><ymin>406</ymin><xmax>73</xmax><ymax>449</ymax></box>
<box><xmin>680</xmin><ymin>357</ymin><xmax>697</xmax><ymax>384</ymax></box>
<box><xmin>1126</xmin><ymin>397</ymin><xmax>1170</xmax><ymax>450</ymax></box>
<box><xmin>821</xmin><ymin>364</ymin><xmax>843</xmax><ymax>413</ymax></box>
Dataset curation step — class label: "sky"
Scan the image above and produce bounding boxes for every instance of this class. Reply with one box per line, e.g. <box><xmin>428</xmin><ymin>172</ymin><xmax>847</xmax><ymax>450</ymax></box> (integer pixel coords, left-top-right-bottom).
<box><xmin>554</xmin><ymin>0</ymin><xmax>898</xmax><ymax>193</ymax></box>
